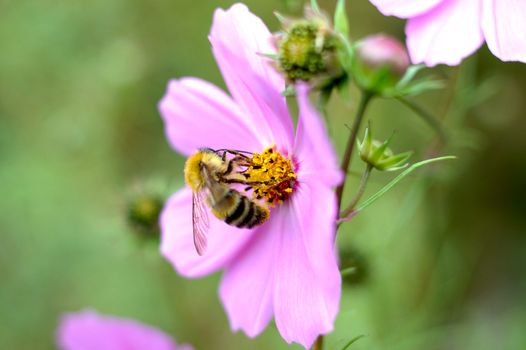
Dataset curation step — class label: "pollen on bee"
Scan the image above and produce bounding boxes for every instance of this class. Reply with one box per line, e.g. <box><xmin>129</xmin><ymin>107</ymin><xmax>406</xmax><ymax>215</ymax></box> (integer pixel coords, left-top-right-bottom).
<box><xmin>244</xmin><ymin>146</ymin><xmax>296</xmax><ymax>206</ymax></box>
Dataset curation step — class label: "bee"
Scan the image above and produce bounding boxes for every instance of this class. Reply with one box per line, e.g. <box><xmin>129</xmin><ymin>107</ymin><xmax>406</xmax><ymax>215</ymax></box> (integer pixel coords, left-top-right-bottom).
<box><xmin>184</xmin><ymin>148</ymin><xmax>270</xmax><ymax>255</ymax></box>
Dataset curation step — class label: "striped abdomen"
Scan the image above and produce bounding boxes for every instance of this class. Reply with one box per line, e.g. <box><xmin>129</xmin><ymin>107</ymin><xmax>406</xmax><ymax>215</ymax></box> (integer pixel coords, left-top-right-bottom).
<box><xmin>211</xmin><ymin>189</ymin><xmax>269</xmax><ymax>229</ymax></box>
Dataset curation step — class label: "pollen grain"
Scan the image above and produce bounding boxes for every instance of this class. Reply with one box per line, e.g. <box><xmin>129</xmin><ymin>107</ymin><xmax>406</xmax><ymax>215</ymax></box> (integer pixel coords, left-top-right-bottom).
<box><xmin>245</xmin><ymin>146</ymin><xmax>296</xmax><ymax>206</ymax></box>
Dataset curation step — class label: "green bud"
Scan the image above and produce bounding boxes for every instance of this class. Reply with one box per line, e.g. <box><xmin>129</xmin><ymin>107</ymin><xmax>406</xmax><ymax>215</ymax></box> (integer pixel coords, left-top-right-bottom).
<box><xmin>358</xmin><ymin>126</ymin><xmax>412</xmax><ymax>171</ymax></box>
<box><xmin>127</xmin><ymin>193</ymin><xmax>164</xmax><ymax>239</ymax></box>
<box><xmin>275</xmin><ymin>7</ymin><xmax>345</xmax><ymax>89</ymax></box>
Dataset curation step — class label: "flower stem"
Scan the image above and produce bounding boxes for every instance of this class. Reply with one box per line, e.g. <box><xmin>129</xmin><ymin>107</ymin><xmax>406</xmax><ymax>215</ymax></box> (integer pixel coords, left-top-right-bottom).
<box><xmin>395</xmin><ymin>96</ymin><xmax>447</xmax><ymax>144</ymax></box>
<box><xmin>313</xmin><ymin>334</ymin><xmax>324</xmax><ymax>350</ymax></box>
<box><xmin>340</xmin><ymin>164</ymin><xmax>372</xmax><ymax>219</ymax></box>
<box><xmin>336</xmin><ymin>91</ymin><xmax>373</xmax><ymax>211</ymax></box>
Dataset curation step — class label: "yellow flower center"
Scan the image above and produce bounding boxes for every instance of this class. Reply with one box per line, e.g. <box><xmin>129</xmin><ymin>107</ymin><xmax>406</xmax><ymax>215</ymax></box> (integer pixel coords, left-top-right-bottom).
<box><xmin>245</xmin><ymin>146</ymin><xmax>296</xmax><ymax>206</ymax></box>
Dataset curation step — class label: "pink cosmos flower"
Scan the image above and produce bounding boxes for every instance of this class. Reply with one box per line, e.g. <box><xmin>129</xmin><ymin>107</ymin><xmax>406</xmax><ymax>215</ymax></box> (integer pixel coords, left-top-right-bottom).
<box><xmin>158</xmin><ymin>3</ymin><xmax>342</xmax><ymax>349</ymax></box>
<box><xmin>57</xmin><ymin>310</ymin><xmax>193</xmax><ymax>350</ymax></box>
<box><xmin>369</xmin><ymin>0</ymin><xmax>526</xmax><ymax>66</ymax></box>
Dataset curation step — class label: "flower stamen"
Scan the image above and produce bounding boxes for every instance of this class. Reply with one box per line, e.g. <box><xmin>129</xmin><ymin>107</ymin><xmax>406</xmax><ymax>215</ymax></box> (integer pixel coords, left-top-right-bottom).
<box><xmin>244</xmin><ymin>146</ymin><xmax>296</xmax><ymax>206</ymax></box>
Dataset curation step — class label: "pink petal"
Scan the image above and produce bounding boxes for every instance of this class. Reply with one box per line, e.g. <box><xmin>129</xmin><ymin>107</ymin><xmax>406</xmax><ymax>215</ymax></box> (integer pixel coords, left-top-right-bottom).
<box><xmin>406</xmin><ymin>0</ymin><xmax>484</xmax><ymax>66</ymax></box>
<box><xmin>293</xmin><ymin>84</ymin><xmax>342</xmax><ymax>187</ymax></box>
<box><xmin>482</xmin><ymin>0</ymin><xmax>526</xmax><ymax>62</ymax></box>
<box><xmin>209</xmin><ymin>4</ymin><xmax>294</xmax><ymax>150</ymax></box>
<box><xmin>369</xmin><ymin>0</ymin><xmax>444</xmax><ymax>18</ymax></box>
<box><xmin>158</xmin><ymin>77</ymin><xmax>263</xmax><ymax>156</ymax></box>
<box><xmin>57</xmin><ymin>310</ymin><xmax>192</xmax><ymax>350</ymax></box>
<box><xmin>273</xmin><ymin>183</ymin><xmax>341</xmax><ymax>349</ymax></box>
<box><xmin>160</xmin><ymin>188</ymin><xmax>254</xmax><ymax>278</ymax></box>
<box><xmin>219</xmin><ymin>216</ymin><xmax>279</xmax><ymax>337</ymax></box>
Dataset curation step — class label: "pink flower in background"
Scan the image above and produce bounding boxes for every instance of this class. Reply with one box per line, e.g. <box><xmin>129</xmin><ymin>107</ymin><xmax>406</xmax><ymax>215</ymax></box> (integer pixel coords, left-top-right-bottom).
<box><xmin>158</xmin><ymin>3</ymin><xmax>342</xmax><ymax>349</ymax></box>
<box><xmin>57</xmin><ymin>310</ymin><xmax>193</xmax><ymax>350</ymax></box>
<box><xmin>369</xmin><ymin>0</ymin><xmax>526</xmax><ymax>66</ymax></box>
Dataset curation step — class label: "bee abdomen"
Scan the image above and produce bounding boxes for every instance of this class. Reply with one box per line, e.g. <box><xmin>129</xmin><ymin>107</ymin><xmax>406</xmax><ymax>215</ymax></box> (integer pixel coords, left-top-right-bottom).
<box><xmin>225</xmin><ymin>194</ymin><xmax>269</xmax><ymax>229</ymax></box>
<box><xmin>224</xmin><ymin>193</ymin><xmax>246</xmax><ymax>225</ymax></box>
<box><xmin>244</xmin><ymin>202</ymin><xmax>269</xmax><ymax>228</ymax></box>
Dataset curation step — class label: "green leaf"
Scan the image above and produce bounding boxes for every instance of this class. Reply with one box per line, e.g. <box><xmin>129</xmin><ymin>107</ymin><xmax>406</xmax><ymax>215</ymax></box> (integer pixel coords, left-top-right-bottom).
<box><xmin>334</xmin><ymin>0</ymin><xmax>349</xmax><ymax>37</ymax></box>
<box><xmin>397</xmin><ymin>79</ymin><xmax>444</xmax><ymax>96</ymax></box>
<box><xmin>341</xmin><ymin>335</ymin><xmax>366</xmax><ymax>350</ymax></box>
<box><xmin>257</xmin><ymin>52</ymin><xmax>278</xmax><ymax>60</ymax></box>
<box><xmin>396</xmin><ymin>64</ymin><xmax>425</xmax><ymax>88</ymax></box>
<box><xmin>355</xmin><ymin>156</ymin><xmax>456</xmax><ymax>213</ymax></box>
<box><xmin>340</xmin><ymin>266</ymin><xmax>357</xmax><ymax>277</ymax></box>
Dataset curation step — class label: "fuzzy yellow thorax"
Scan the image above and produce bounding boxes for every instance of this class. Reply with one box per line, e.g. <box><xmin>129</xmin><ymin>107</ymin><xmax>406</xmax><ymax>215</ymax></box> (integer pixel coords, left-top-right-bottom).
<box><xmin>245</xmin><ymin>146</ymin><xmax>296</xmax><ymax>206</ymax></box>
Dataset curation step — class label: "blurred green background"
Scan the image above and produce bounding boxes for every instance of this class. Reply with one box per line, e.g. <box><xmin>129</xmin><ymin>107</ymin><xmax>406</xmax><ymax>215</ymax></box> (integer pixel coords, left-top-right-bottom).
<box><xmin>1</xmin><ymin>0</ymin><xmax>526</xmax><ymax>349</ymax></box>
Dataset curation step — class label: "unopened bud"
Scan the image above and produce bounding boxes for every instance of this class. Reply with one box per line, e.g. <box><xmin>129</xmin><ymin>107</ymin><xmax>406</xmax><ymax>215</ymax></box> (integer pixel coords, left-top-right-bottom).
<box><xmin>354</xmin><ymin>34</ymin><xmax>410</xmax><ymax>94</ymax></box>
<box><xmin>275</xmin><ymin>7</ymin><xmax>345</xmax><ymax>88</ymax></box>
<box><xmin>357</xmin><ymin>34</ymin><xmax>409</xmax><ymax>76</ymax></box>
<box><xmin>358</xmin><ymin>127</ymin><xmax>412</xmax><ymax>171</ymax></box>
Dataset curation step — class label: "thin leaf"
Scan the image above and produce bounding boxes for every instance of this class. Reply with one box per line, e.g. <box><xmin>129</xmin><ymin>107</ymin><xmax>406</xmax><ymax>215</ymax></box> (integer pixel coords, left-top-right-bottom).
<box><xmin>334</xmin><ymin>0</ymin><xmax>349</xmax><ymax>37</ymax></box>
<box><xmin>340</xmin><ymin>266</ymin><xmax>357</xmax><ymax>277</ymax></box>
<box><xmin>397</xmin><ymin>79</ymin><xmax>444</xmax><ymax>96</ymax></box>
<box><xmin>341</xmin><ymin>335</ymin><xmax>366</xmax><ymax>350</ymax></box>
<box><xmin>396</xmin><ymin>64</ymin><xmax>425</xmax><ymax>88</ymax></box>
<box><xmin>355</xmin><ymin>156</ymin><xmax>456</xmax><ymax>213</ymax></box>
<box><xmin>258</xmin><ymin>52</ymin><xmax>279</xmax><ymax>60</ymax></box>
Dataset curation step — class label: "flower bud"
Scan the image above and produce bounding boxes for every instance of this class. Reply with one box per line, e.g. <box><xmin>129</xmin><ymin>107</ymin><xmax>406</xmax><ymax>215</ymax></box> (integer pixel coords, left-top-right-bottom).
<box><xmin>358</xmin><ymin>126</ymin><xmax>412</xmax><ymax>171</ymax></box>
<box><xmin>275</xmin><ymin>7</ymin><xmax>345</xmax><ymax>88</ymax></box>
<box><xmin>357</xmin><ymin>34</ymin><xmax>410</xmax><ymax>75</ymax></box>
<box><xmin>353</xmin><ymin>34</ymin><xmax>410</xmax><ymax>94</ymax></box>
<box><xmin>127</xmin><ymin>193</ymin><xmax>164</xmax><ymax>238</ymax></box>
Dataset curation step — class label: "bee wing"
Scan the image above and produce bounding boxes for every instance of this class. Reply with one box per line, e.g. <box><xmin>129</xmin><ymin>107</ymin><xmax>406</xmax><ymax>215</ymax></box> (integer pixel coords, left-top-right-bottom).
<box><xmin>192</xmin><ymin>189</ymin><xmax>210</xmax><ymax>256</ymax></box>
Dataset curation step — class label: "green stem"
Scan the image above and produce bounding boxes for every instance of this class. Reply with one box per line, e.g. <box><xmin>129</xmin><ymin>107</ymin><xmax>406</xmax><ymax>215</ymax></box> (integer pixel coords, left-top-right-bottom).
<box><xmin>341</xmin><ymin>335</ymin><xmax>365</xmax><ymax>349</ymax></box>
<box><xmin>335</xmin><ymin>91</ymin><xmax>373</xmax><ymax>210</ymax></box>
<box><xmin>395</xmin><ymin>96</ymin><xmax>447</xmax><ymax>143</ymax></box>
<box><xmin>340</xmin><ymin>164</ymin><xmax>372</xmax><ymax>218</ymax></box>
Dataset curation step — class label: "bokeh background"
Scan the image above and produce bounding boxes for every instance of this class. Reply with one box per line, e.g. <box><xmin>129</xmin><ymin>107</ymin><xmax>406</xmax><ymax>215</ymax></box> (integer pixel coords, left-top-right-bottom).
<box><xmin>1</xmin><ymin>0</ymin><xmax>526</xmax><ymax>349</ymax></box>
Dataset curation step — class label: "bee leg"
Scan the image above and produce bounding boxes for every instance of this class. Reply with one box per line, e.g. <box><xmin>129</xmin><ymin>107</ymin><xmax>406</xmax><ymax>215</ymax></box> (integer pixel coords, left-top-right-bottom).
<box><xmin>223</xmin><ymin>158</ymin><xmax>234</xmax><ymax>176</ymax></box>
<box><xmin>226</xmin><ymin>150</ymin><xmax>251</xmax><ymax>159</ymax></box>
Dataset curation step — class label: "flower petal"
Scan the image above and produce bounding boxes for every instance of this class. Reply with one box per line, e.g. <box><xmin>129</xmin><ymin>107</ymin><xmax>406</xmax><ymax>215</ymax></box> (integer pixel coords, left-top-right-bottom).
<box><xmin>406</xmin><ymin>0</ymin><xmax>484</xmax><ymax>66</ymax></box>
<box><xmin>369</xmin><ymin>0</ymin><xmax>444</xmax><ymax>18</ymax></box>
<box><xmin>294</xmin><ymin>84</ymin><xmax>342</xmax><ymax>186</ymax></box>
<box><xmin>273</xmin><ymin>182</ymin><xmax>341</xmax><ymax>349</ymax></box>
<box><xmin>209</xmin><ymin>3</ymin><xmax>294</xmax><ymax>150</ymax></box>
<box><xmin>57</xmin><ymin>310</ymin><xmax>191</xmax><ymax>350</ymax></box>
<box><xmin>160</xmin><ymin>188</ymin><xmax>254</xmax><ymax>278</ymax></box>
<box><xmin>482</xmin><ymin>0</ymin><xmax>526</xmax><ymax>63</ymax></box>
<box><xmin>158</xmin><ymin>77</ymin><xmax>262</xmax><ymax>156</ymax></box>
<box><xmin>219</xmin><ymin>217</ymin><xmax>279</xmax><ymax>337</ymax></box>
